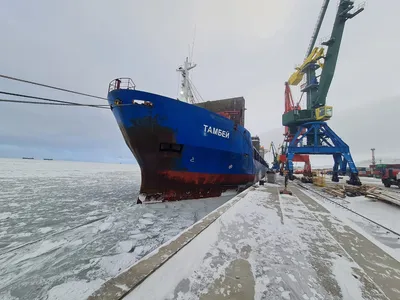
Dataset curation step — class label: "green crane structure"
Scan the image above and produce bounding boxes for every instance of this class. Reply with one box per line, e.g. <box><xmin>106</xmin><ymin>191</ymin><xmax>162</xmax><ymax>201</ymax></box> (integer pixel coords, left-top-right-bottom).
<box><xmin>281</xmin><ymin>0</ymin><xmax>364</xmax><ymax>185</ymax></box>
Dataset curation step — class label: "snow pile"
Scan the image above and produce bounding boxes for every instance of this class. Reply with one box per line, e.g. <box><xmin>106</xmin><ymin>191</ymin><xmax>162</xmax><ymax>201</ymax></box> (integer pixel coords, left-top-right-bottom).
<box><xmin>332</xmin><ymin>256</ymin><xmax>363</xmax><ymax>299</ymax></box>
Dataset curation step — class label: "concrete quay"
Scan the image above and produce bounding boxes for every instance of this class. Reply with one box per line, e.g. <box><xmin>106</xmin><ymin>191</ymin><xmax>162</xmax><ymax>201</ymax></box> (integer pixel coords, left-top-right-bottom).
<box><xmin>89</xmin><ymin>182</ymin><xmax>400</xmax><ymax>300</ymax></box>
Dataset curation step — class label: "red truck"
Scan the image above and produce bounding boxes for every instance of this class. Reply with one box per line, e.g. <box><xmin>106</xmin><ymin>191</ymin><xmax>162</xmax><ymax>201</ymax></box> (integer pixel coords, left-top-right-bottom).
<box><xmin>381</xmin><ymin>168</ymin><xmax>400</xmax><ymax>188</ymax></box>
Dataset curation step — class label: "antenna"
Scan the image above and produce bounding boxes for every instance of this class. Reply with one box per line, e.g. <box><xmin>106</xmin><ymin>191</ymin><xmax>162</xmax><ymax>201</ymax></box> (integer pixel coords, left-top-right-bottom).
<box><xmin>177</xmin><ymin>25</ymin><xmax>198</xmax><ymax>103</ymax></box>
<box><xmin>189</xmin><ymin>25</ymin><xmax>197</xmax><ymax>63</ymax></box>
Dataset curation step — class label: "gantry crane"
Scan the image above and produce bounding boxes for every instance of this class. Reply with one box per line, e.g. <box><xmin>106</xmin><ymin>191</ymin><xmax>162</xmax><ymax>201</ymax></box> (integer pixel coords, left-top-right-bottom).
<box><xmin>282</xmin><ymin>0</ymin><xmax>364</xmax><ymax>185</ymax></box>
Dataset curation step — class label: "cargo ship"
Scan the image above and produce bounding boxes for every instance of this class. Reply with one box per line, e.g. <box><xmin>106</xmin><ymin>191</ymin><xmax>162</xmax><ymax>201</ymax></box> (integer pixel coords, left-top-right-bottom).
<box><xmin>107</xmin><ymin>57</ymin><xmax>268</xmax><ymax>203</ymax></box>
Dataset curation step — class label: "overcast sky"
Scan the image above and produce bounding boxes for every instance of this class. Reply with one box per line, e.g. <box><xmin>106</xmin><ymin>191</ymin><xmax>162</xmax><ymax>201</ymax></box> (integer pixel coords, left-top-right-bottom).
<box><xmin>1</xmin><ymin>0</ymin><xmax>399</xmax><ymax>165</ymax></box>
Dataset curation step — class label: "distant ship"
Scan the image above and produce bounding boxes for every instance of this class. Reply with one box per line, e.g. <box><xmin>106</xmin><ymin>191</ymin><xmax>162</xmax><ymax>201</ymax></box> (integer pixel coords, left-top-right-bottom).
<box><xmin>43</xmin><ymin>158</ymin><xmax>53</xmax><ymax>161</ymax></box>
<box><xmin>22</xmin><ymin>157</ymin><xmax>34</xmax><ymax>160</ymax></box>
<box><xmin>107</xmin><ymin>57</ymin><xmax>268</xmax><ymax>203</ymax></box>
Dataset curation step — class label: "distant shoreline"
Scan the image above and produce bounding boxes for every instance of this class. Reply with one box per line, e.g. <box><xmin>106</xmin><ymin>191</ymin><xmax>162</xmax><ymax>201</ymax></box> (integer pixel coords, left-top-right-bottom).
<box><xmin>0</xmin><ymin>157</ymin><xmax>138</xmax><ymax>165</ymax></box>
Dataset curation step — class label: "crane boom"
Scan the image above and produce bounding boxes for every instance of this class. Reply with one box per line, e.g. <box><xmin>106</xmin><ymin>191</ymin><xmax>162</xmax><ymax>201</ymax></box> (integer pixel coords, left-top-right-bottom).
<box><xmin>315</xmin><ymin>0</ymin><xmax>364</xmax><ymax>108</ymax></box>
<box><xmin>283</xmin><ymin>0</ymin><xmax>364</xmax><ymax>127</ymax></box>
<box><xmin>305</xmin><ymin>0</ymin><xmax>331</xmax><ymax>58</ymax></box>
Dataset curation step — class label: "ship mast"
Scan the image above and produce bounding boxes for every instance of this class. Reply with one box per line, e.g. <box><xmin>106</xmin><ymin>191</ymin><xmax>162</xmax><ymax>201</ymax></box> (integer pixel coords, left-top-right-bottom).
<box><xmin>177</xmin><ymin>57</ymin><xmax>197</xmax><ymax>103</ymax></box>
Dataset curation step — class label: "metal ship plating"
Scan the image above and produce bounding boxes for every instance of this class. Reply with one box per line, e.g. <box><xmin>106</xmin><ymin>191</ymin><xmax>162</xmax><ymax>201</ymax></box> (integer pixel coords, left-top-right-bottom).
<box><xmin>107</xmin><ymin>57</ymin><xmax>268</xmax><ymax>203</ymax></box>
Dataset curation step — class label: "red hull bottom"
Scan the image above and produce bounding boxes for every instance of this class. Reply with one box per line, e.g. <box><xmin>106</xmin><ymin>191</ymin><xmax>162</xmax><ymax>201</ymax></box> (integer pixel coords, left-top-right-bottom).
<box><xmin>138</xmin><ymin>171</ymin><xmax>256</xmax><ymax>204</ymax></box>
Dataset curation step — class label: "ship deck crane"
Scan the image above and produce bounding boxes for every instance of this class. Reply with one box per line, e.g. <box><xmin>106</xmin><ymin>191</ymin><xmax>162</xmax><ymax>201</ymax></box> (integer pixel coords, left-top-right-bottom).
<box><xmin>282</xmin><ymin>0</ymin><xmax>364</xmax><ymax>185</ymax></box>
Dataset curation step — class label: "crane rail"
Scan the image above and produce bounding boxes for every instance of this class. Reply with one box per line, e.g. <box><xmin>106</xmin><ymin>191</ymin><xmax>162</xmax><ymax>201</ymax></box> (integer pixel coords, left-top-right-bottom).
<box><xmin>296</xmin><ymin>182</ymin><xmax>400</xmax><ymax>238</ymax></box>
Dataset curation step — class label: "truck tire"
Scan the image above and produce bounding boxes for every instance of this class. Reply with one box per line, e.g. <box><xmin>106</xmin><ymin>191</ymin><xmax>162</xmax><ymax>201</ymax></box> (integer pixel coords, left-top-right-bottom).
<box><xmin>382</xmin><ymin>179</ymin><xmax>391</xmax><ymax>188</ymax></box>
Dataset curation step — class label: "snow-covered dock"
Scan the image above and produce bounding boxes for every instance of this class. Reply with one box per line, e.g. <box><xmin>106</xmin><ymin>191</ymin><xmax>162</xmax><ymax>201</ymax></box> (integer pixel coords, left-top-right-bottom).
<box><xmin>89</xmin><ymin>182</ymin><xmax>400</xmax><ymax>300</ymax></box>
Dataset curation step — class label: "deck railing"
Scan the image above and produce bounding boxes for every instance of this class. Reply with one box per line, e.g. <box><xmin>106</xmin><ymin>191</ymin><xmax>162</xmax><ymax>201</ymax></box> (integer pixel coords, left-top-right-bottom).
<box><xmin>108</xmin><ymin>78</ymin><xmax>136</xmax><ymax>93</ymax></box>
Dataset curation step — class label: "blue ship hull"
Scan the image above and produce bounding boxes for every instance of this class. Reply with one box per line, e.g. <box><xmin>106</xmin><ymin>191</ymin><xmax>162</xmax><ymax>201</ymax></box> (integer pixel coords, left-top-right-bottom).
<box><xmin>107</xmin><ymin>79</ymin><xmax>268</xmax><ymax>202</ymax></box>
